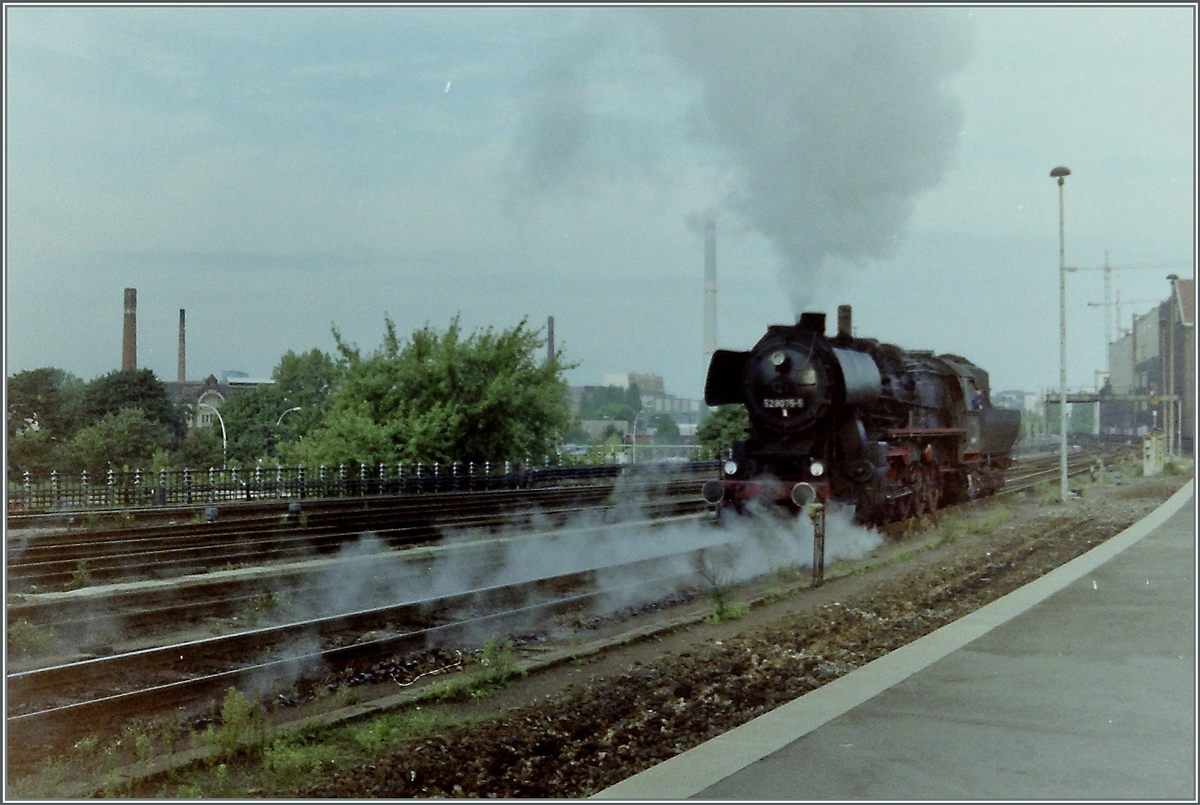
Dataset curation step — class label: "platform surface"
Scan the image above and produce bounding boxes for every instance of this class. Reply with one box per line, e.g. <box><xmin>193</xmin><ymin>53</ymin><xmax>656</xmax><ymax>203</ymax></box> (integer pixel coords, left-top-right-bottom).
<box><xmin>595</xmin><ymin>481</ymin><xmax>1195</xmax><ymax>800</ymax></box>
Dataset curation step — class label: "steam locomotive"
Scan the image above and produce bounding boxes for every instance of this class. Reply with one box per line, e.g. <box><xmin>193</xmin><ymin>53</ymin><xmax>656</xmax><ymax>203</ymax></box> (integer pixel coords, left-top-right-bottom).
<box><xmin>701</xmin><ymin>306</ymin><xmax>1021</xmax><ymax>525</ymax></box>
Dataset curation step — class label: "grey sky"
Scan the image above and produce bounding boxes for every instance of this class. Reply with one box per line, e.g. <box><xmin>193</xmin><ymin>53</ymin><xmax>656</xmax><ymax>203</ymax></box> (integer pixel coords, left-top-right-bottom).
<box><xmin>4</xmin><ymin>5</ymin><xmax>1195</xmax><ymax>400</ymax></box>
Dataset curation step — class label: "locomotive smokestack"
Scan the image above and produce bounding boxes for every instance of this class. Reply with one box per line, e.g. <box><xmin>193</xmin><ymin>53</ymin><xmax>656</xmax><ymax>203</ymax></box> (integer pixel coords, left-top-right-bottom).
<box><xmin>547</xmin><ymin>315</ymin><xmax>555</xmax><ymax>362</ymax></box>
<box><xmin>122</xmin><ymin>288</ymin><xmax>137</xmax><ymax>371</ymax></box>
<box><xmin>837</xmin><ymin>304</ymin><xmax>853</xmax><ymax>340</ymax></box>
<box><xmin>704</xmin><ymin>220</ymin><xmax>717</xmax><ymax>356</ymax></box>
<box><xmin>178</xmin><ymin>309</ymin><xmax>186</xmax><ymax>382</ymax></box>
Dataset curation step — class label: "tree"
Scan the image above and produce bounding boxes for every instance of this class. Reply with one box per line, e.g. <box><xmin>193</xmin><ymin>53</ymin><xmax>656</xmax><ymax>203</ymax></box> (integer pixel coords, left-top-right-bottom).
<box><xmin>80</xmin><ymin>369</ymin><xmax>186</xmax><ymax>440</ymax></box>
<box><xmin>271</xmin><ymin>348</ymin><xmax>342</xmax><ymax>440</ymax></box>
<box><xmin>281</xmin><ymin>316</ymin><xmax>573</xmax><ymax>466</ymax></box>
<box><xmin>174</xmin><ymin>426</ymin><xmax>225</xmax><ymax>470</ymax></box>
<box><xmin>201</xmin><ymin>348</ymin><xmax>343</xmax><ymax>466</ymax></box>
<box><xmin>6</xmin><ymin>367</ymin><xmax>85</xmax><ymax>441</ymax></box>
<box><xmin>216</xmin><ymin>385</ymin><xmax>285</xmax><ymax>466</ymax></box>
<box><xmin>695</xmin><ymin>405</ymin><xmax>750</xmax><ymax>455</ymax></box>
<box><xmin>651</xmin><ymin>413</ymin><xmax>682</xmax><ymax>444</ymax></box>
<box><xmin>66</xmin><ymin>407</ymin><xmax>177</xmax><ymax>474</ymax></box>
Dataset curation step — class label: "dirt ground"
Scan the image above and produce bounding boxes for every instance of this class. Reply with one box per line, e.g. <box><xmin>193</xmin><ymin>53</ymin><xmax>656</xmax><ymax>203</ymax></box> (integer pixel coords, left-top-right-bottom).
<box><xmin>275</xmin><ymin>471</ymin><xmax>1192</xmax><ymax>798</ymax></box>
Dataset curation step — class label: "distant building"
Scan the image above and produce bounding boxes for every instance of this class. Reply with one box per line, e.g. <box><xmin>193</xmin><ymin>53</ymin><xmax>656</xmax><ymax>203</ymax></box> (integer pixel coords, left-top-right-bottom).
<box><xmin>571</xmin><ymin>372</ymin><xmax>704</xmax><ymax>429</ymax></box>
<box><xmin>602</xmin><ymin>373</ymin><xmax>665</xmax><ymax>394</ymax></box>
<box><xmin>992</xmin><ymin>390</ymin><xmax>1034</xmax><ymax>412</ymax></box>
<box><xmin>164</xmin><ymin>374</ymin><xmax>275</xmax><ymax>430</ymax></box>
<box><xmin>1098</xmin><ymin>276</ymin><xmax>1193</xmax><ymax>453</ymax></box>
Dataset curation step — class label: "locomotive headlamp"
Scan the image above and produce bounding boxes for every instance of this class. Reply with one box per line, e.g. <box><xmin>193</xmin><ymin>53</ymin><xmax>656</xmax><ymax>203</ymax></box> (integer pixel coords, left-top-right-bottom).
<box><xmin>770</xmin><ymin>351</ymin><xmax>786</xmax><ymax>367</ymax></box>
<box><xmin>809</xmin><ymin>459</ymin><xmax>825</xmax><ymax>477</ymax></box>
<box><xmin>723</xmin><ymin>460</ymin><xmax>739</xmax><ymax>476</ymax></box>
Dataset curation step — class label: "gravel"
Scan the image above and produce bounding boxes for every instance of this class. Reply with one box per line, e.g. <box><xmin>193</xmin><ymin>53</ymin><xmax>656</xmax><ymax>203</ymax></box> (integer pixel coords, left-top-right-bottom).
<box><xmin>290</xmin><ymin>472</ymin><xmax>1190</xmax><ymax>798</ymax></box>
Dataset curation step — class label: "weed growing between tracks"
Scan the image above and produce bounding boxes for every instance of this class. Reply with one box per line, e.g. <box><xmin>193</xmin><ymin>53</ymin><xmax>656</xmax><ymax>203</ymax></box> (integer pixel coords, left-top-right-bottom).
<box><xmin>12</xmin><ymin>455</ymin><xmax>1175</xmax><ymax>797</ymax></box>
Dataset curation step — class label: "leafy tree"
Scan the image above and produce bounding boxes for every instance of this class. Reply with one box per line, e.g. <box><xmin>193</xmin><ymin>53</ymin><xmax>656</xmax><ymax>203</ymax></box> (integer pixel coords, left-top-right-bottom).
<box><xmin>215</xmin><ymin>385</ymin><xmax>282</xmax><ymax>466</ymax></box>
<box><xmin>651</xmin><ymin>413</ymin><xmax>682</xmax><ymax>445</ymax></box>
<box><xmin>7</xmin><ymin>429</ymin><xmax>64</xmax><ymax>475</ymax></box>
<box><xmin>80</xmin><ymin>369</ymin><xmax>186</xmax><ymax>440</ymax></box>
<box><xmin>281</xmin><ymin>316</ymin><xmax>572</xmax><ymax>466</ymax></box>
<box><xmin>695</xmin><ymin>405</ymin><xmax>750</xmax><ymax>455</ymax></box>
<box><xmin>201</xmin><ymin>348</ymin><xmax>343</xmax><ymax>466</ymax></box>
<box><xmin>173</xmin><ymin>427</ymin><xmax>225</xmax><ymax>470</ymax></box>
<box><xmin>6</xmin><ymin>367</ymin><xmax>86</xmax><ymax>441</ymax></box>
<box><xmin>272</xmin><ymin>348</ymin><xmax>342</xmax><ymax>439</ymax></box>
<box><xmin>66</xmin><ymin>407</ymin><xmax>177</xmax><ymax>474</ymax></box>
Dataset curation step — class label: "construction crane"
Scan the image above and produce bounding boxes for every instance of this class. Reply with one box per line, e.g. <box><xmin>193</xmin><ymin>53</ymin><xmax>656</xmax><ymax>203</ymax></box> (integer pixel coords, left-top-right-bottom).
<box><xmin>1086</xmin><ymin>291</ymin><xmax>1162</xmax><ymax>339</ymax></box>
<box><xmin>1068</xmin><ymin>251</ymin><xmax>1193</xmax><ymax>346</ymax></box>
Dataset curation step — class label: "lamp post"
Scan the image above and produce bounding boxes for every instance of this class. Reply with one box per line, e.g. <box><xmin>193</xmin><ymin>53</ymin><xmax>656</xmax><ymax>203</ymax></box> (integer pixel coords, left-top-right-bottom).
<box><xmin>631</xmin><ymin>409</ymin><xmax>644</xmax><ymax>464</ymax></box>
<box><xmin>1050</xmin><ymin>166</ymin><xmax>1071</xmax><ymax>502</ymax></box>
<box><xmin>198</xmin><ymin>403</ymin><xmax>227</xmax><ymax>468</ymax></box>
<box><xmin>276</xmin><ymin>406</ymin><xmax>302</xmax><ymax>427</ymax></box>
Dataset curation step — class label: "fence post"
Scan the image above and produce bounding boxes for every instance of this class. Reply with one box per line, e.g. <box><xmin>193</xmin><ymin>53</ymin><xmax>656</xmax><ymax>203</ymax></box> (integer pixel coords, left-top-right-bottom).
<box><xmin>51</xmin><ymin>470</ymin><xmax>59</xmax><ymax>510</ymax></box>
<box><xmin>255</xmin><ymin>465</ymin><xmax>262</xmax><ymax>500</ymax></box>
<box><xmin>107</xmin><ymin>468</ymin><xmax>115</xmax><ymax>506</ymax></box>
<box><xmin>416</xmin><ymin>463</ymin><xmax>423</xmax><ymax>493</ymax></box>
<box><xmin>82</xmin><ymin>469</ymin><xmax>90</xmax><ymax>508</ymax></box>
<box><xmin>184</xmin><ymin>468</ymin><xmax>192</xmax><ymax>504</ymax></box>
<box><xmin>484</xmin><ymin>461</ymin><xmax>491</xmax><ymax>491</ymax></box>
<box><xmin>469</xmin><ymin>461</ymin><xmax>475</xmax><ymax>492</ymax></box>
<box><xmin>452</xmin><ymin>461</ymin><xmax>459</xmax><ymax>491</ymax></box>
<box><xmin>157</xmin><ymin>468</ymin><xmax>168</xmax><ymax>506</ymax></box>
<box><xmin>208</xmin><ymin>467</ymin><xmax>216</xmax><ymax>503</ymax></box>
<box><xmin>299</xmin><ymin>465</ymin><xmax>307</xmax><ymax>499</ymax></box>
<box><xmin>398</xmin><ymin>462</ymin><xmax>404</xmax><ymax>495</ymax></box>
<box><xmin>433</xmin><ymin>462</ymin><xmax>440</xmax><ymax>493</ymax></box>
<box><xmin>379</xmin><ymin>462</ymin><xmax>385</xmax><ymax>496</ymax></box>
<box><xmin>23</xmin><ymin>470</ymin><xmax>32</xmax><ymax>510</ymax></box>
<box><xmin>319</xmin><ymin>465</ymin><xmax>326</xmax><ymax>498</ymax></box>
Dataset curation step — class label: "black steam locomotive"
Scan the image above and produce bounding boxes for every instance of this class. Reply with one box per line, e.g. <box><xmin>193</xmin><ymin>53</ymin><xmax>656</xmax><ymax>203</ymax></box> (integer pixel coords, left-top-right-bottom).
<box><xmin>701</xmin><ymin>306</ymin><xmax>1021</xmax><ymax>525</ymax></box>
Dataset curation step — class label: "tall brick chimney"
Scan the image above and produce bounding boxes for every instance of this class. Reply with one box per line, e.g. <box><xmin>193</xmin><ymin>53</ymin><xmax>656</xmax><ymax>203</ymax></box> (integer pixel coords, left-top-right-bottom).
<box><xmin>122</xmin><ymin>288</ymin><xmax>137</xmax><ymax>371</ymax></box>
<box><xmin>177</xmin><ymin>309</ymin><xmax>186</xmax><ymax>382</ymax></box>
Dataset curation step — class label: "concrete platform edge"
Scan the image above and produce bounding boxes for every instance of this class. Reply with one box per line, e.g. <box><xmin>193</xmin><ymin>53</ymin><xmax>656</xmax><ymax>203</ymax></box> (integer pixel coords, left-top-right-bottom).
<box><xmin>593</xmin><ymin>480</ymin><xmax>1195</xmax><ymax>800</ymax></box>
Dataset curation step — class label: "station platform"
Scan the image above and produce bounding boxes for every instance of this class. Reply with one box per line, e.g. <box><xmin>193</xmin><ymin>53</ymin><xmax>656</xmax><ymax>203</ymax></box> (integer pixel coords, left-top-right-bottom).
<box><xmin>597</xmin><ymin>481</ymin><xmax>1195</xmax><ymax>800</ymax></box>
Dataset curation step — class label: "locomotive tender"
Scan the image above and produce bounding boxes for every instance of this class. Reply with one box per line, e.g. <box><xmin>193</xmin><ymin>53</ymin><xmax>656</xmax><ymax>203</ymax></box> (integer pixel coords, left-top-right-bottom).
<box><xmin>702</xmin><ymin>306</ymin><xmax>1021</xmax><ymax>525</ymax></box>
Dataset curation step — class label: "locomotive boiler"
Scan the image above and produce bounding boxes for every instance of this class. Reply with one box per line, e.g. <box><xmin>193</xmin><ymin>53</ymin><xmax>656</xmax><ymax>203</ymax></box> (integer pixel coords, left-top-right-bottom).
<box><xmin>701</xmin><ymin>306</ymin><xmax>1021</xmax><ymax>525</ymax></box>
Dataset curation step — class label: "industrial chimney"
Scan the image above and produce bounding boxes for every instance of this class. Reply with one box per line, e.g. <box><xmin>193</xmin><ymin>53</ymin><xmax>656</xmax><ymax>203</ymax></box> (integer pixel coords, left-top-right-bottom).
<box><xmin>547</xmin><ymin>316</ymin><xmax>555</xmax><ymax>362</ymax></box>
<box><xmin>122</xmin><ymin>288</ymin><xmax>137</xmax><ymax>371</ymax></box>
<box><xmin>837</xmin><ymin>304</ymin><xmax>853</xmax><ymax>340</ymax></box>
<box><xmin>703</xmin><ymin>220</ymin><xmax>717</xmax><ymax>356</ymax></box>
<box><xmin>178</xmin><ymin>309</ymin><xmax>186</xmax><ymax>382</ymax></box>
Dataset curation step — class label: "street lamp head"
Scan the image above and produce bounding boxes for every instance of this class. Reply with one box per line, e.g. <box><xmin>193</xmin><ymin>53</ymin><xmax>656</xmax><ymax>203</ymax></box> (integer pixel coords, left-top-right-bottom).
<box><xmin>1050</xmin><ymin>166</ymin><xmax>1070</xmax><ymax>185</ymax></box>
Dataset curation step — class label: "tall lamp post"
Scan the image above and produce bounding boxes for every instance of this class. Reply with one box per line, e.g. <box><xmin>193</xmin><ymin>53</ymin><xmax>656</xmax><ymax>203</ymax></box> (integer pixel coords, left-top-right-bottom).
<box><xmin>1051</xmin><ymin>166</ymin><xmax>1071</xmax><ymax>502</ymax></box>
<box><xmin>198</xmin><ymin>403</ymin><xmax>227</xmax><ymax>468</ymax></box>
<box><xmin>631</xmin><ymin>409</ymin><xmax>644</xmax><ymax>464</ymax></box>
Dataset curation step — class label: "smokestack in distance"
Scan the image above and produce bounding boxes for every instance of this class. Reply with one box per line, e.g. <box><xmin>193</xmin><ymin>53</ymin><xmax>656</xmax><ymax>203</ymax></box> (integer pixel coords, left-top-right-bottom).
<box><xmin>122</xmin><ymin>288</ymin><xmax>137</xmax><ymax>371</ymax></box>
<box><xmin>178</xmin><ymin>309</ymin><xmax>186</xmax><ymax>382</ymax></box>
<box><xmin>547</xmin><ymin>315</ymin><xmax>555</xmax><ymax>362</ymax></box>
<box><xmin>837</xmin><ymin>304</ymin><xmax>853</xmax><ymax>340</ymax></box>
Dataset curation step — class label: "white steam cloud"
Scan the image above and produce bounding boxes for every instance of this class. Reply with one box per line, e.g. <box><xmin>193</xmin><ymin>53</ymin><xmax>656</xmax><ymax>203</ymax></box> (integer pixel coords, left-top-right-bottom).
<box><xmin>514</xmin><ymin>7</ymin><xmax>974</xmax><ymax>312</ymax></box>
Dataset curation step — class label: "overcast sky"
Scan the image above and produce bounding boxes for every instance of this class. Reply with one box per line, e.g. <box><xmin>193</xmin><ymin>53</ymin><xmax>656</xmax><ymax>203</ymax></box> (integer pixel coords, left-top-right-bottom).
<box><xmin>5</xmin><ymin>5</ymin><xmax>1196</xmax><ymax>401</ymax></box>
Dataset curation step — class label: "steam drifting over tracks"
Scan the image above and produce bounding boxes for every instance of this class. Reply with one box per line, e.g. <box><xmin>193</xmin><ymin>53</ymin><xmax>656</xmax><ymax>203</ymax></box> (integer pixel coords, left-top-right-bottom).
<box><xmin>6</xmin><ymin>511</ymin><xmax>733</xmax><ymax>761</ymax></box>
<box><xmin>6</xmin><ymin>478</ymin><xmax>710</xmax><ymax>593</ymax></box>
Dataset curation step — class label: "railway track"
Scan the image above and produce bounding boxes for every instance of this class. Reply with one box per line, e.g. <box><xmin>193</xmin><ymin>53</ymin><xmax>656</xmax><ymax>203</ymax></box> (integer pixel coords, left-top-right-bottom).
<box><xmin>6</xmin><ymin>477</ymin><xmax>710</xmax><ymax>593</ymax></box>
<box><xmin>6</xmin><ymin>446</ymin><xmax>1129</xmax><ymax>765</ymax></box>
<box><xmin>7</xmin><ymin>512</ymin><xmax>736</xmax><ymax>761</ymax></box>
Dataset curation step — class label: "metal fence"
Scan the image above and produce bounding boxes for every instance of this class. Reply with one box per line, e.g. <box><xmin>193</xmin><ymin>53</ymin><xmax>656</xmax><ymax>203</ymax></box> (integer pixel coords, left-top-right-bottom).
<box><xmin>7</xmin><ymin>452</ymin><xmax>721</xmax><ymax>513</ymax></box>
